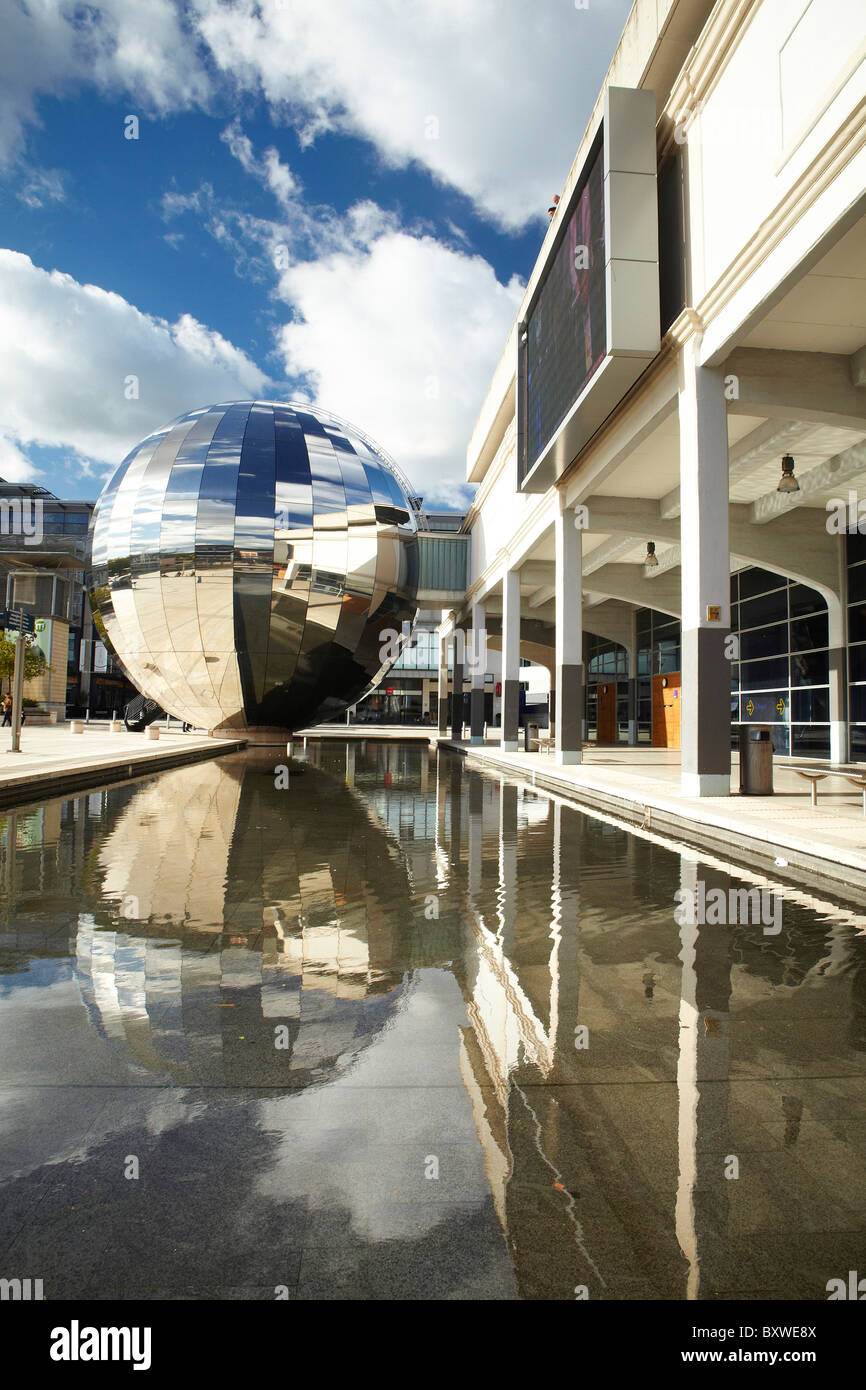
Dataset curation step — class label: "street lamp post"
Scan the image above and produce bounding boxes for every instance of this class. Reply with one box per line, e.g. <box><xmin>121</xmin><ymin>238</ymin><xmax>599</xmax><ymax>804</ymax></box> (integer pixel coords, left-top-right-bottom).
<box><xmin>8</xmin><ymin>608</ymin><xmax>28</xmax><ymax>754</ymax></box>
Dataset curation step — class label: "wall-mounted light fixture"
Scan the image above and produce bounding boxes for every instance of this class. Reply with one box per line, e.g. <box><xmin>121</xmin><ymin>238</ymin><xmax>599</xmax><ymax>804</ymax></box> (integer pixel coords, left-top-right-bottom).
<box><xmin>645</xmin><ymin>541</ymin><xmax>659</xmax><ymax>568</ymax></box>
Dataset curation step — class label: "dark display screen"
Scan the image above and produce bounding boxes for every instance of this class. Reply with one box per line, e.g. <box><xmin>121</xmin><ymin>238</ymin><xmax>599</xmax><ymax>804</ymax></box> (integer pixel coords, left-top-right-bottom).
<box><xmin>525</xmin><ymin>146</ymin><xmax>606</xmax><ymax>472</ymax></box>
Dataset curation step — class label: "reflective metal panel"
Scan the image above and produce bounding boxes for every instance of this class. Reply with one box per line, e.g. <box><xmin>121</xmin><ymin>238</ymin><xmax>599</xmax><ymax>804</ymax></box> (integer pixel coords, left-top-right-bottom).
<box><xmin>88</xmin><ymin>401</ymin><xmax>419</xmax><ymax>737</ymax></box>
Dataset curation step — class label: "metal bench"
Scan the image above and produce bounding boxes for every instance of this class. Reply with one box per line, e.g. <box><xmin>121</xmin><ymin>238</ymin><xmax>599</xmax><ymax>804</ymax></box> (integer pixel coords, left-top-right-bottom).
<box><xmin>788</xmin><ymin>762</ymin><xmax>866</xmax><ymax>815</ymax></box>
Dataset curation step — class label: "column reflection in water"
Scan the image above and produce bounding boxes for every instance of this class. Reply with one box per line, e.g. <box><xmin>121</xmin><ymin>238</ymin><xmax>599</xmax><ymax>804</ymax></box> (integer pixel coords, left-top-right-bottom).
<box><xmin>675</xmin><ymin>852</ymin><xmax>733</xmax><ymax>1301</ymax></box>
<box><xmin>432</xmin><ymin>761</ymin><xmax>866</xmax><ymax>1301</ymax></box>
<box><xmin>2</xmin><ymin>746</ymin><xmax>866</xmax><ymax>1299</ymax></box>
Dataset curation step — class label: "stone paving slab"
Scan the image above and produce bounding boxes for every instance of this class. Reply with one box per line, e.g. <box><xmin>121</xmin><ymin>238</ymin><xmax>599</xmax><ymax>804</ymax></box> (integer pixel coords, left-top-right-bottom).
<box><xmin>0</xmin><ymin>723</ymin><xmax>245</xmax><ymax>808</ymax></box>
<box><xmin>296</xmin><ymin>723</ymin><xmax>436</xmax><ymax>741</ymax></box>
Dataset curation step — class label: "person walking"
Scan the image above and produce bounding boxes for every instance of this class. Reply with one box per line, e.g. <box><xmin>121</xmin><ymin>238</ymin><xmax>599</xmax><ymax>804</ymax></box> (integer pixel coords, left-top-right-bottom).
<box><xmin>1</xmin><ymin>694</ymin><xmax>12</xmax><ymax>727</ymax></box>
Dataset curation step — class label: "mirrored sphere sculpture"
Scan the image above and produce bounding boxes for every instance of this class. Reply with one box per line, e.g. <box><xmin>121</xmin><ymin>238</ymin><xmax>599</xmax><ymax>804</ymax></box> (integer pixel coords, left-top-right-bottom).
<box><xmin>88</xmin><ymin>402</ymin><xmax>419</xmax><ymax>739</ymax></box>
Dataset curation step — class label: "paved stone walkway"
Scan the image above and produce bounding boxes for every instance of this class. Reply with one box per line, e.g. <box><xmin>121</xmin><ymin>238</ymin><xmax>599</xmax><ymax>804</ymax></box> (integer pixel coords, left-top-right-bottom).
<box><xmin>0</xmin><ymin>722</ymin><xmax>243</xmax><ymax>806</ymax></box>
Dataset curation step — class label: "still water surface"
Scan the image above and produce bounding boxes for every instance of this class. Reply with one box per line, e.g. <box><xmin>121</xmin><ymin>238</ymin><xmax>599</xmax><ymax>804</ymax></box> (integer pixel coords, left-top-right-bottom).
<box><xmin>1</xmin><ymin>742</ymin><xmax>865</xmax><ymax>1300</ymax></box>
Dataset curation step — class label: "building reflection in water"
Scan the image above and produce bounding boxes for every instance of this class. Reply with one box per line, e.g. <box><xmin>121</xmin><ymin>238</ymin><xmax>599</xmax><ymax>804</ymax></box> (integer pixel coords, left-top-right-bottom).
<box><xmin>1</xmin><ymin>741</ymin><xmax>866</xmax><ymax>1299</ymax></box>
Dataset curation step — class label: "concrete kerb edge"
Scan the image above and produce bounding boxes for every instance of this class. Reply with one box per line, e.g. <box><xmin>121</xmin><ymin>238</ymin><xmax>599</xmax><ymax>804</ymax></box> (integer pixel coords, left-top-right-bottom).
<box><xmin>0</xmin><ymin>738</ymin><xmax>248</xmax><ymax>811</ymax></box>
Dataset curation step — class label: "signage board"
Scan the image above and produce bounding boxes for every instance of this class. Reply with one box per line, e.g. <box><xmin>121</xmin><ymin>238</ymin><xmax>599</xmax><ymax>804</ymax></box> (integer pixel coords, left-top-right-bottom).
<box><xmin>0</xmin><ymin>608</ymin><xmax>36</xmax><ymax>635</ymax></box>
<box><xmin>518</xmin><ymin>86</ymin><xmax>660</xmax><ymax>492</ymax></box>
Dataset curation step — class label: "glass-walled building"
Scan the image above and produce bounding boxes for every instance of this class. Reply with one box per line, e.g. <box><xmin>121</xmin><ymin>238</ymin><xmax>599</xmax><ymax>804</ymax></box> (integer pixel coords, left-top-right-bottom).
<box><xmin>0</xmin><ymin>481</ymin><xmax>137</xmax><ymax>718</ymax></box>
<box><xmin>847</xmin><ymin>529</ymin><xmax>866</xmax><ymax>762</ymax></box>
<box><xmin>730</xmin><ymin>567</ymin><xmax>830</xmax><ymax>759</ymax></box>
<box><xmin>584</xmin><ymin>565</ymin><xmax>835</xmax><ymax>756</ymax></box>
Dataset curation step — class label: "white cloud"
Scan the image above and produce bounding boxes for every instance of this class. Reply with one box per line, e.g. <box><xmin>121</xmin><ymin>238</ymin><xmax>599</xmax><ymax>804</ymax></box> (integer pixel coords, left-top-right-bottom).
<box><xmin>4</xmin><ymin>0</ymin><xmax>631</xmax><ymax>229</ymax></box>
<box><xmin>193</xmin><ymin>0</ymin><xmax>632</xmax><ymax>230</ymax></box>
<box><xmin>0</xmin><ymin>433</ymin><xmax>39</xmax><ymax>483</ymax></box>
<box><xmin>162</xmin><ymin>127</ymin><xmax>524</xmax><ymax>503</ymax></box>
<box><xmin>0</xmin><ymin>0</ymin><xmax>211</xmax><ymax>168</ymax></box>
<box><xmin>221</xmin><ymin>119</ymin><xmax>299</xmax><ymax>209</ymax></box>
<box><xmin>16</xmin><ymin>165</ymin><xmax>66</xmax><ymax>209</ymax></box>
<box><xmin>277</xmin><ymin>228</ymin><xmax>523</xmax><ymax>505</ymax></box>
<box><xmin>0</xmin><ymin>250</ymin><xmax>269</xmax><ymax>474</ymax></box>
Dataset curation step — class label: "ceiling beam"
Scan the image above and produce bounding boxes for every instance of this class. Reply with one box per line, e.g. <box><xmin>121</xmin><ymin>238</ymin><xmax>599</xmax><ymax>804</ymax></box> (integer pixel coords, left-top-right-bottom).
<box><xmin>583</xmin><ymin>534</ymin><xmax>647</xmax><ymax>573</ymax></box>
<box><xmin>584</xmin><ymin>562</ymin><xmax>681</xmax><ymax>617</ymax></box>
<box><xmin>516</xmin><ymin>561</ymin><xmax>556</xmax><ymax>587</ymax></box>
<box><xmin>583</xmin><ymin>496</ymin><xmax>679</xmax><ymax>542</ymax></box>
<box><xmin>528</xmin><ymin>584</ymin><xmax>557</xmax><ymax>609</ymax></box>
<box><xmin>728</xmin><ymin>418</ymin><xmax>810</xmax><ymax>486</ymax></box>
<box><xmin>751</xmin><ymin>439</ymin><xmax>866</xmax><ymax>524</ymax></box>
<box><xmin>727</xmin><ymin>348</ymin><xmax>866</xmax><ymax>431</ymax></box>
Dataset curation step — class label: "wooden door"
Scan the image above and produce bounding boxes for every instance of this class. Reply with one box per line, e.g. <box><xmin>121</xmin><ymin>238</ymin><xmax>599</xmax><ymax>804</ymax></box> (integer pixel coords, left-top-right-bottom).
<box><xmin>596</xmin><ymin>682</ymin><xmax>616</xmax><ymax>745</ymax></box>
<box><xmin>652</xmin><ymin>672</ymin><xmax>681</xmax><ymax>748</ymax></box>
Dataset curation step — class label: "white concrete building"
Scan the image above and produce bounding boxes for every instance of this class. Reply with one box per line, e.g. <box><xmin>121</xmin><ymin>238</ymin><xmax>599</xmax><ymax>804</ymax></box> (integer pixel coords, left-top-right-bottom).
<box><xmin>439</xmin><ymin>0</ymin><xmax>866</xmax><ymax>793</ymax></box>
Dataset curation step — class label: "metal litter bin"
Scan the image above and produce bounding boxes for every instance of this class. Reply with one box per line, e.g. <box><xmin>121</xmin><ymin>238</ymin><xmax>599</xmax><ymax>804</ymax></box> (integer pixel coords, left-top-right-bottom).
<box><xmin>739</xmin><ymin>723</ymin><xmax>773</xmax><ymax>795</ymax></box>
<box><xmin>524</xmin><ymin>721</ymin><xmax>538</xmax><ymax>752</ymax></box>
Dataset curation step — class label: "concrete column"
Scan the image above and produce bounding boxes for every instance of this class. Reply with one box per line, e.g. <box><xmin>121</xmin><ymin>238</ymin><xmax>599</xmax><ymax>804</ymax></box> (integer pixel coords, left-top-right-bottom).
<box><xmin>679</xmin><ymin>336</ymin><xmax>731</xmax><ymax>796</ymax></box>
<box><xmin>437</xmin><ymin>630</ymin><xmax>449</xmax><ymax>735</ymax></box>
<box><xmin>828</xmin><ymin>597</ymin><xmax>847</xmax><ymax>763</ymax></box>
<box><xmin>627</xmin><ymin>609</ymin><xmax>638</xmax><ymax>746</ymax></box>
<box><xmin>469</xmin><ymin>601</ymin><xmax>486</xmax><ymax>745</ymax></box>
<box><xmin>501</xmin><ymin>568</ymin><xmax>520</xmax><ymax>751</ymax></box>
<box><xmin>451</xmin><ymin>635</ymin><xmax>464</xmax><ymax>742</ymax></box>
<box><xmin>554</xmin><ymin>495</ymin><xmax>582</xmax><ymax>764</ymax></box>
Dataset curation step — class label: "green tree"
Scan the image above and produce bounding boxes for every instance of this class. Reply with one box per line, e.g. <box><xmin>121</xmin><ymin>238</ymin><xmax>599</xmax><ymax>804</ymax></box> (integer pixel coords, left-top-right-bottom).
<box><xmin>0</xmin><ymin>635</ymin><xmax>50</xmax><ymax>695</ymax></box>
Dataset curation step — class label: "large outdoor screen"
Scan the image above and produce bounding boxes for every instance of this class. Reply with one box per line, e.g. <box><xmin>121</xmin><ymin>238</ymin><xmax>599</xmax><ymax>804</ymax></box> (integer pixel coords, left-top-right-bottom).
<box><xmin>525</xmin><ymin>146</ymin><xmax>606</xmax><ymax>473</ymax></box>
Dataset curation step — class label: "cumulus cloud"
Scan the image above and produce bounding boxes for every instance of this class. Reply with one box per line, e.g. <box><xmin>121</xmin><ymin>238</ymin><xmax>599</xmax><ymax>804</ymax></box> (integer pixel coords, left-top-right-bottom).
<box><xmin>0</xmin><ymin>250</ymin><xmax>269</xmax><ymax>473</ymax></box>
<box><xmin>4</xmin><ymin>0</ymin><xmax>631</xmax><ymax>229</ymax></box>
<box><xmin>0</xmin><ymin>433</ymin><xmax>39</xmax><ymax>483</ymax></box>
<box><xmin>277</xmin><ymin>229</ymin><xmax>523</xmax><ymax>505</ymax></box>
<box><xmin>162</xmin><ymin>126</ymin><xmax>525</xmax><ymax>502</ymax></box>
<box><xmin>193</xmin><ymin>0</ymin><xmax>632</xmax><ymax>230</ymax></box>
<box><xmin>0</xmin><ymin>0</ymin><xmax>211</xmax><ymax>168</ymax></box>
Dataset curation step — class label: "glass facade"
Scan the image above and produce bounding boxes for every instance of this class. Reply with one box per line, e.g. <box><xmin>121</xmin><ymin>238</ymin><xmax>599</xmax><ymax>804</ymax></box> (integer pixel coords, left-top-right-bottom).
<box><xmin>39</xmin><ymin>509</ymin><xmax>91</xmax><ymax>534</ymax></box>
<box><xmin>416</xmin><ymin>535</ymin><xmax>468</xmax><ymax>592</ymax></box>
<box><xmin>585</xmin><ymin>567</ymin><xmax>831</xmax><ymax>752</ymax></box>
<box><xmin>392</xmin><ymin>628</ymin><xmax>439</xmax><ymax>671</ymax></box>
<box><xmin>848</xmin><ymin>528</ymin><xmax>866</xmax><ymax>762</ymax></box>
<box><xmin>585</xmin><ymin>632</ymin><xmax>629</xmax><ymax>742</ymax></box>
<box><xmin>635</xmin><ymin>610</ymin><xmax>681</xmax><ymax>743</ymax></box>
<box><xmin>731</xmin><ymin>567</ymin><xmax>829</xmax><ymax>758</ymax></box>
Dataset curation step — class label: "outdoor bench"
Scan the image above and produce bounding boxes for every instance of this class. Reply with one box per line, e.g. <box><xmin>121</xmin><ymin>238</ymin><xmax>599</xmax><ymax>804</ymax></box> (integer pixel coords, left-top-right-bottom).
<box><xmin>788</xmin><ymin>762</ymin><xmax>866</xmax><ymax>815</ymax></box>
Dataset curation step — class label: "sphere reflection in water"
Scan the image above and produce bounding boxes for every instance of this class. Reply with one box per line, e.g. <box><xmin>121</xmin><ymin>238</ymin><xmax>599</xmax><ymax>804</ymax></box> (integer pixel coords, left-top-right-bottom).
<box><xmin>75</xmin><ymin>753</ymin><xmax>413</xmax><ymax>1086</ymax></box>
<box><xmin>87</xmin><ymin>402</ymin><xmax>419</xmax><ymax>738</ymax></box>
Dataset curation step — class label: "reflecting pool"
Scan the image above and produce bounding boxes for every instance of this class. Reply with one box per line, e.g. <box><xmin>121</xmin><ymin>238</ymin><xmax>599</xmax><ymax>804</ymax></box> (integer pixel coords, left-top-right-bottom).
<box><xmin>1</xmin><ymin>742</ymin><xmax>865</xmax><ymax>1300</ymax></box>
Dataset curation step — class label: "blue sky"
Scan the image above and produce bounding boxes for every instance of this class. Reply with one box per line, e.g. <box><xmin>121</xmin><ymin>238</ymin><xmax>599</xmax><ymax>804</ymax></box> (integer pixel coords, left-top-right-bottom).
<box><xmin>0</xmin><ymin>0</ymin><xmax>633</xmax><ymax>507</ymax></box>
